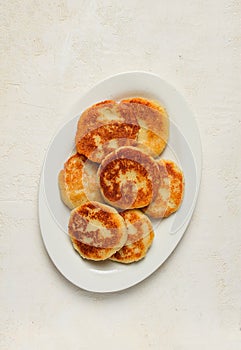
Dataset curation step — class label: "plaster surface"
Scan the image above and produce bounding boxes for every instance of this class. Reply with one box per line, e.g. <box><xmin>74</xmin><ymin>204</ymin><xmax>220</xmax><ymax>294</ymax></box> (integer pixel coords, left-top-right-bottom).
<box><xmin>0</xmin><ymin>1</ymin><xmax>241</xmax><ymax>349</ymax></box>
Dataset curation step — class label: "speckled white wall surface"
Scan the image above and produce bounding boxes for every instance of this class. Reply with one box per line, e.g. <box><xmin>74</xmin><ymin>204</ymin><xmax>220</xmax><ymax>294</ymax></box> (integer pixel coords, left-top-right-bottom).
<box><xmin>1</xmin><ymin>1</ymin><xmax>241</xmax><ymax>349</ymax></box>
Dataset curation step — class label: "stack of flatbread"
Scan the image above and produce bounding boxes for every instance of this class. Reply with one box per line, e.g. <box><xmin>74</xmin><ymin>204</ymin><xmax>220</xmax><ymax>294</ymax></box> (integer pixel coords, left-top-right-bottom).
<box><xmin>58</xmin><ymin>98</ymin><xmax>184</xmax><ymax>263</ymax></box>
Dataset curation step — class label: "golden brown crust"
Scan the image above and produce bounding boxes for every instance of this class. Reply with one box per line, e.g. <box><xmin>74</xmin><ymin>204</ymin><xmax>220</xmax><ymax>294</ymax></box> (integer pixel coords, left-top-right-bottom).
<box><xmin>72</xmin><ymin>238</ymin><xmax>114</xmax><ymax>260</ymax></box>
<box><xmin>58</xmin><ymin>169</ymin><xmax>78</xmax><ymax>209</ymax></box>
<box><xmin>92</xmin><ymin>100</ymin><xmax>116</xmax><ymax>108</ymax></box>
<box><xmin>68</xmin><ymin>201</ymin><xmax>127</xmax><ymax>261</ymax></box>
<box><xmin>75</xmin><ymin>97</ymin><xmax>169</xmax><ymax>162</ymax></box>
<box><xmin>58</xmin><ymin>153</ymin><xmax>102</xmax><ymax>209</ymax></box>
<box><xmin>143</xmin><ymin>159</ymin><xmax>184</xmax><ymax>218</ymax></box>
<box><xmin>75</xmin><ymin>100</ymin><xmax>140</xmax><ymax>163</ymax></box>
<box><xmin>76</xmin><ymin>100</ymin><xmax>117</xmax><ymax>134</ymax></box>
<box><xmin>119</xmin><ymin>97</ymin><xmax>169</xmax><ymax>157</ymax></box>
<box><xmin>98</xmin><ymin>146</ymin><xmax>160</xmax><ymax>209</ymax></box>
<box><xmin>76</xmin><ymin>122</ymin><xmax>139</xmax><ymax>163</ymax></box>
<box><xmin>110</xmin><ymin>232</ymin><xmax>154</xmax><ymax>263</ymax></box>
<box><xmin>163</xmin><ymin>160</ymin><xmax>184</xmax><ymax>217</ymax></box>
<box><xmin>121</xmin><ymin>97</ymin><xmax>165</xmax><ymax>113</ymax></box>
<box><xmin>110</xmin><ymin>209</ymin><xmax>154</xmax><ymax>263</ymax></box>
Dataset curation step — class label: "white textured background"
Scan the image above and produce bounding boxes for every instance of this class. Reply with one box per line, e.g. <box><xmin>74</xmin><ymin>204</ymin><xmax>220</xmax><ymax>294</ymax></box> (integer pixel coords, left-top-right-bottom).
<box><xmin>1</xmin><ymin>1</ymin><xmax>241</xmax><ymax>349</ymax></box>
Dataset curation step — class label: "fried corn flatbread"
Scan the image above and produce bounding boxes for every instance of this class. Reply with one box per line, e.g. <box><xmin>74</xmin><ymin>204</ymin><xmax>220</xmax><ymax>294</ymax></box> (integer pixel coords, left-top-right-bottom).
<box><xmin>58</xmin><ymin>153</ymin><xmax>102</xmax><ymax>209</ymax></box>
<box><xmin>110</xmin><ymin>209</ymin><xmax>154</xmax><ymax>264</ymax></box>
<box><xmin>98</xmin><ymin>146</ymin><xmax>160</xmax><ymax>209</ymax></box>
<box><xmin>143</xmin><ymin>159</ymin><xmax>184</xmax><ymax>218</ymax></box>
<box><xmin>75</xmin><ymin>100</ymin><xmax>140</xmax><ymax>163</ymax></box>
<box><xmin>75</xmin><ymin>98</ymin><xmax>169</xmax><ymax>162</ymax></box>
<box><xmin>69</xmin><ymin>201</ymin><xmax>127</xmax><ymax>261</ymax></box>
<box><xmin>119</xmin><ymin>97</ymin><xmax>169</xmax><ymax>157</ymax></box>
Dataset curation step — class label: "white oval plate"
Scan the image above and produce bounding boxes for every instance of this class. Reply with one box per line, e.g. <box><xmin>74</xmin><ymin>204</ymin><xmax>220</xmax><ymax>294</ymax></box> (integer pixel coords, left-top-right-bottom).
<box><xmin>38</xmin><ymin>71</ymin><xmax>202</xmax><ymax>293</ymax></box>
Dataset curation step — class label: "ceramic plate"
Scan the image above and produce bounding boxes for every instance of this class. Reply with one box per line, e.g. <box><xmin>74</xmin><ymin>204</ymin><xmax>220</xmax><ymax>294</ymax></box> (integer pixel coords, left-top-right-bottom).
<box><xmin>38</xmin><ymin>71</ymin><xmax>202</xmax><ymax>293</ymax></box>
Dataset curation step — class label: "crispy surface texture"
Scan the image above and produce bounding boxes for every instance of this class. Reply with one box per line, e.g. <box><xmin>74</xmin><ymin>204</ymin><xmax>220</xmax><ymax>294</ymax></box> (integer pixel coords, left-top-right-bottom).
<box><xmin>69</xmin><ymin>201</ymin><xmax>127</xmax><ymax>261</ymax></box>
<box><xmin>75</xmin><ymin>97</ymin><xmax>169</xmax><ymax>162</ymax></box>
<box><xmin>75</xmin><ymin>100</ymin><xmax>140</xmax><ymax>163</ymax></box>
<box><xmin>110</xmin><ymin>209</ymin><xmax>154</xmax><ymax>263</ymax></box>
<box><xmin>98</xmin><ymin>146</ymin><xmax>160</xmax><ymax>209</ymax></box>
<box><xmin>120</xmin><ymin>97</ymin><xmax>169</xmax><ymax>157</ymax></box>
<box><xmin>58</xmin><ymin>153</ymin><xmax>102</xmax><ymax>209</ymax></box>
<box><xmin>143</xmin><ymin>159</ymin><xmax>184</xmax><ymax>218</ymax></box>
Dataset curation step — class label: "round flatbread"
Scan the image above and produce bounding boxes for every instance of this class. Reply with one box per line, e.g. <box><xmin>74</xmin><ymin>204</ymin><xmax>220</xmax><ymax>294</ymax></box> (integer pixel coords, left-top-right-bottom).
<box><xmin>75</xmin><ymin>100</ymin><xmax>139</xmax><ymax>163</ymax></box>
<box><xmin>58</xmin><ymin>153</ymin><xmax>102</xmax><ymax>209</ymax></box>
<box><xmin>119</xmin><ymin>97</ymin><xmax>169</xmax><ymax>157</ymax></box>
<box><xmin>98</xmin><ymin>146</ymin><xmax>160</xmax><ymax>209</ymax></box>
<box><xmin>143</xmin><ymin>159</ymin><xmax>184</xmax><ymax>218</ymax></box>
<box><xmin>110</xmin><ymin>209</ymin><xmax>154</xmax><ymax>264</ymax></box>
<box><xmin>69</xmin><ymin>201</ymin><xmax>127</xmax><ymax>261</ymax></box>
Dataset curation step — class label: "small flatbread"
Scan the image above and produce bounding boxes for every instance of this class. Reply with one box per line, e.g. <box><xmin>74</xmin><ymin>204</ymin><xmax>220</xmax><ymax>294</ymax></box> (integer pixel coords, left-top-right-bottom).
<box><xmin>69</xmin><ymin>201</ymin><xmax>127</xmax><ymax>261</ymax></box>
<box><xmin>75</xmin><ymin>100</ymin><xmax>139</xmax><ymax>163</ymax></box>
<box><xmin>143</xmin><ymin>159</ymin><xmax>184</xmax><ymax>218</ymax></box>
<box><xmin>110</xmin><ymin>209</ymin><xmax>154</xmax><ymax>264</ymax></box>
<box><xmin>98</xmin><ymin>146</ymin><xmax>160</xmax><ymax>209</ymax></box>
<box><xmin>58</xmin><ymin>153</ymin><xmax>102</xmax><ymax>209</ymax></box>
<box><xmin>119</xmin><ymin>97</ymin><xmax>169</xmax><ymax>157</ymax></box>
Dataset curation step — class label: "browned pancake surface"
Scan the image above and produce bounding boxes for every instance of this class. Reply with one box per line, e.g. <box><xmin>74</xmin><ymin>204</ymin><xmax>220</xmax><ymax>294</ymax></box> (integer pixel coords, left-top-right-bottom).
<box><xmin>120</xmin><ymin>97</ymin><xmax>169</xmax><ymax>157</ymax></box>
<box><xmin>143</xmin><ymin>159</ymin><xmax>184</xmax><ymax>218</ymax></box>
<box><xmin>58</xmin><ymin>153</ymin><xmax>102</xmax><ymax>209</ymax></box>
<box><xmin>75</xmin><ymin>100</ymin><xmax>139</xmax><ymax>162</ymax></box>
<box><xmin>110</xmin><ymin>209</ymin><xmax>154</xmax><ymax>263</ymax></box>
<box><xmin>69</xmin><ymin>201</ymin><xmax>127</xmax><ymax>261</ymax></box>
<box><xmin>98</xmin><ymin>146</ymin><xmax>160</xmax><ymax>209</ymax></box>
